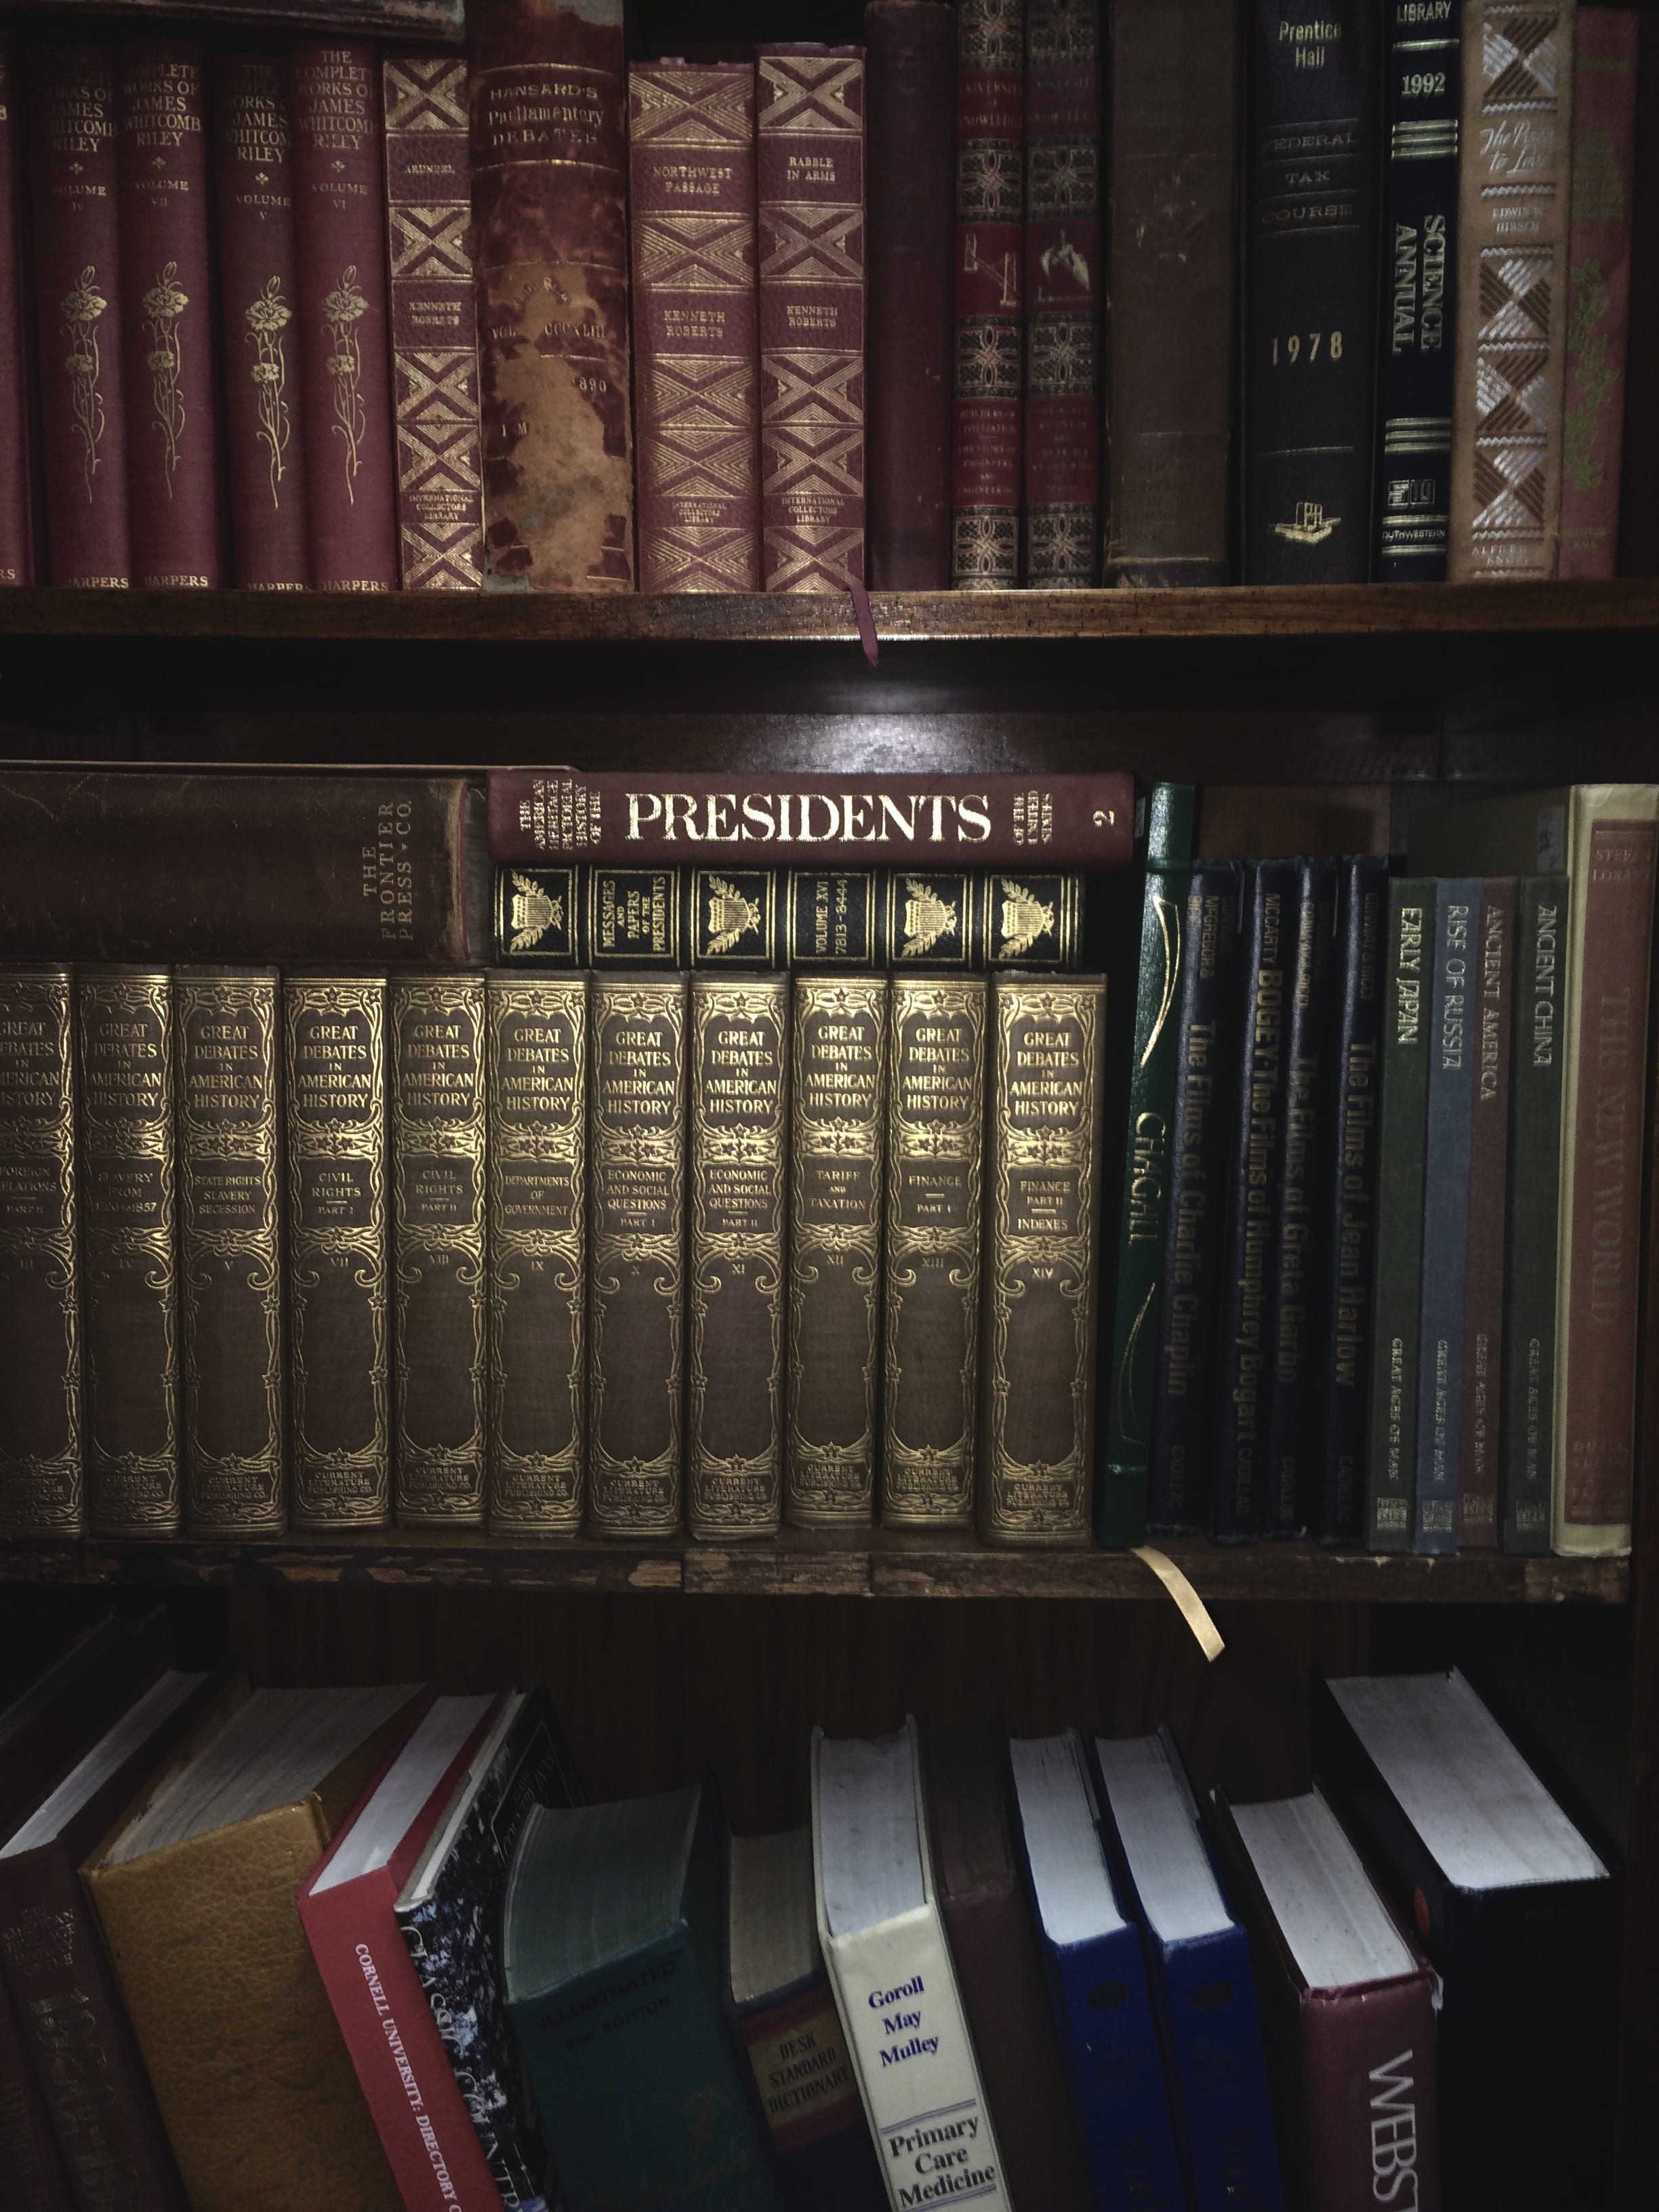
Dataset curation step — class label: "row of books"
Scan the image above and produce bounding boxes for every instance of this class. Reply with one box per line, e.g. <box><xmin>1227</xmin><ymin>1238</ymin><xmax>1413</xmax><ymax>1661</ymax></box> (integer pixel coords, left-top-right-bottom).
<box><xmin>0</xmin><ymin>1614</ymin><xmax>1616</xmax><ymax>2212</ymax></box>
<box><xmin>0</xmin><ymin>1</ymin><xmax>1635</xmax><ymax>598</ymax></box>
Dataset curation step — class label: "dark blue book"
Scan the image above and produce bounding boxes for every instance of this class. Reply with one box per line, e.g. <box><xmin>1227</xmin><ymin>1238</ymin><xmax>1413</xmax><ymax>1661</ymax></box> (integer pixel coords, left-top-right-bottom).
<box><xmin>1007</xmin><ymin>1730</ymin><xmax>1185</xmax><ymax>2212</ymax></box>
<box><xmin>1149</xmin><ymin>859</ymin><xmax>1245</xmax><ymax>1534</ymax></box>
<box><xmin>1414</xmin><ymin>878</ymin><xmax>1479</xmax><ymax>1554</ymax></box>
<box><xmin>1211</xmin><ymin>860</ymin><xmax>1298</xmax><ymax>1542</ymax></box>
<box><xmin>1319</xmin><ymin>855</ymin><xmax>1390</xmax><ymax>1542</ymax></box>
<box><xmin>1094</xmin><ymin>1730</ymin><xmax>1285</xmax><ymax>2212</ymax></box>
<box><xmin>1264</xmin><ymin>860</ymin><xmax>1338</xmax><ymax>1538</ymax></box>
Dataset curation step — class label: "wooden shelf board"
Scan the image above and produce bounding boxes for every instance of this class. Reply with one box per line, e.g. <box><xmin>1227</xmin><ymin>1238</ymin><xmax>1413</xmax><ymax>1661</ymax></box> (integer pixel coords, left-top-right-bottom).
<box><xmin>1</xmin><ymin>580</ymin><xmax>1658</xmax><ymax>644</ymax></box>
<box><xmin>0</xmin><ymin>1529</ymin><xmax>1626</xmax><ymax>1601</ymax></box>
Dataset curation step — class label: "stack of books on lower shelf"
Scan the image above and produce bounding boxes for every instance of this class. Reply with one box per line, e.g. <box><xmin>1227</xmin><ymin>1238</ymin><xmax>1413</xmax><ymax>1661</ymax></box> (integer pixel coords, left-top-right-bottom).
<box><xmin>0</xmin><ymin>1616</ymin><xmax>1618</xmax><ymax>2212</ymax></box>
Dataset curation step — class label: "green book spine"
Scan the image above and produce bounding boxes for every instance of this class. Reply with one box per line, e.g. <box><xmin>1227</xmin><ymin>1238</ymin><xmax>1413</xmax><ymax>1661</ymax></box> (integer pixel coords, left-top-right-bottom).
<box><xmin>1363</xmin><ymin>878</ymin><xmax>1433</xmax><ymax>1552</ymax></box>
<box><xmin>1501</xmin><ymin>874</ymin><xmax>1568</xmax><ymax>1554</ymax></box>
<box><xmin>1099</xmin><ymin>785</ymin><xmax>1196</xmax><ymax>1547</ymax></box>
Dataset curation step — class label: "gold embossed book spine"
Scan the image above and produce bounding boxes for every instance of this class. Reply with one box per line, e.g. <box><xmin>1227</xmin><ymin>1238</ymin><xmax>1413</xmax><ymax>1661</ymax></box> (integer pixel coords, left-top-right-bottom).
<box><xmin>588</xmin><ymin>972</ymin><xmax>689</xmax><ymax>1537</ymax></box>
<box><xmin>978</xmin><ymin>971</ymin><xmax>1106</xmax><ymax>1546</ymax></box>
<box><xmin>78</xmin><ymin>966</ymin><xmax>180</xmax><ymax>1538</ymax></box>
<box><xmin>285</xmin><ymin>974</ymin><xmax>390</xmax><ymax>1530</ymax></box>
<box><xmin>882</xmin><ymin>975</ymin><xmax>986</xmax><ymax>1530</ymax></box>
<box><xmin>0</xmin><ymin>965</ymin><xmax>81</xmax><ymax>1535</ymax></box>
<box><xmin>176</xmin><ymin>966</ymin><xmax>285</xmax><ymax>1536</ymax></box>
<box><xmin>391</xmin><ymin>970</ymin><xmax>487</xmax><ymax>1527</ymax></box>
<box><xmin>487</xmin><ymin>970</ymin><xmax>587</xmax><ymax>1534</ymax></box>
<box><xmin>689</xmin><ymin>973</ymin><xmax>790</xmax><ymax>1540</ymax></box>
<box><xmin>785</xmin><ymin>974</ymin><xmax>888</xmax><ymax>1528</ymax></box>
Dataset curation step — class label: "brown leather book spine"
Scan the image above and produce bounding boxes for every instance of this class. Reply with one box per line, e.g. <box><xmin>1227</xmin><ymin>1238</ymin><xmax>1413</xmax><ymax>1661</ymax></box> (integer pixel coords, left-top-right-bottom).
<box><xmin>0</xmin><ymin>38</ymin><xmax>33</xmax><ymax>586</ymax></box>
<box><xmin>117</xmin><ymin>40</ymin><xmax>222</xmax><ymax>590</ymax></box>
<box><xmin>176</xmin><ymin>966</ymin><xmax>285</xmax><ymax>1536</ymax></box>
<box><xmin>285</xmin><ymin>973</ymin><xmax>390</xmax><ymax>1529</ymax></box>
<box><xmin>588</xmin><ymin>972</ymin><xmax>687</xmax><ymax>1536</ymax></box>
<box><xmin>28</xmin><ymin>43</ymin><xmax>131</xmax><ymax>587</ymax></box>
<box><xmin>212</xmin><ymin>53</ymin><xmax>309</xmax><ymax>590</ymax></box>
<box><xmin>0</xmin><ymin>965</ymin><xmax>80</xmax><ymax>1538</ymax></box>
<box><xmin>1104</xmin><ymin>0</ymin><xmax>1236</xmax><ymax>585</ymax></box>
<box><xmin>1022</xmin><ymin>0</ymin><xmax>1099</xmax><ymax>587</ymax></box>
<box><xmin>470</xmin><ymin>0</ymin><xmax>632</xmax><ymax>592</ymax></box>
<box><xmin>629</xmin><ymin>62</ymin><xmax>760</xmax><ymax>594</ymax></box>
<box><xmin>383</xmin><ymin>52</ymin><xmax>484</xmax><ymax>590</ymax></box>
<box><xmin>290</xmin><ymin>38</ymin><xmax>398</xmax><ymax>592</ymax></box>
<box><xmin>486</xmin><ymin>970</ymin><xmax>586</xmax><ymax>1534</ymax></box>
<box><xmin>953</xmin><ymin>0</ymin><xmax>1023</xmax><ymax>587</ymax></box>
<box><xmin>785</xmin><ymin>974</ymin><xmax>887</xmax><ymax>1528</ymax></box>
<box><xmin>882</xmin><ymin>975</ymin><xmax>985</xmax><ymax>1528</ymax></box>
<box><xmin>0</xmin><ymin>1976</ymin><xmax>70</xmax><ymax>2212</ymax></box>
<box><xmin>757</xmin><ymin>45</ymin><xmax>867</xmax><ymax>594</ymax></box>
<box><xmin>864</xmin><ymin>1</ymin><xmax>955</xmax><ymax>588</ymax></box>
<box><xmin>78</xmin><ymin>966</ymin><xmax>180</xmax><ymax>1538</ymax></box>
<box><xmin>688</xmin><ymin>972</ymin><xmax>789</xmax><ymax>1539</ymax></box>
<box><xmin>978</xmin><ymin>972</ymin><xmax>1105</xmax><ymax>1544</ymax></box>
<box><xmin>1456</xmin><ymin>880</ymin><xmax>1513</xmax><ymax>1547</ymax></box>
<box><xmin>390</xmin><ymin>970</ymin><xmax>487</xmax><ymax>1526</ymax></box>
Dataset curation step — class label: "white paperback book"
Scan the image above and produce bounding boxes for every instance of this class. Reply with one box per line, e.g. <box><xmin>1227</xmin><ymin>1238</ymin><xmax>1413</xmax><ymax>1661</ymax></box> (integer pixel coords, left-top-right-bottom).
<box><xmin>811</xmin><ymin>1715</ymin><xmax>1011</xmax><ymax>2212</ymax></box>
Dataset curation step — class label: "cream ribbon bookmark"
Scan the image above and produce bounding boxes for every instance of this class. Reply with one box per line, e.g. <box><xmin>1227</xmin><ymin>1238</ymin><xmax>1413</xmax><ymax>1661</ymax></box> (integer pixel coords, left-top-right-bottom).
<box><xmin>1132</xmin><ymin>1547</ymin><xmax>1226</xmax><ymax>1662</ymax></box>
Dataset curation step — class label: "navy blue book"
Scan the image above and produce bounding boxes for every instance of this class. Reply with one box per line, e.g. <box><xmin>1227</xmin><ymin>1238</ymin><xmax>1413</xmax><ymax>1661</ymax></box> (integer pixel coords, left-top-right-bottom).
<box><xmin>1414</xmin><ymin>878</ymin><xmax>1479</xmax><ymax>1554</ymax></box>
<box><xmin>1007</xmin><ymin>1730</ymin><xmax>1185</xmax><ymax>2212</ymax></box>
<box><xmin>1149</xmin><ymin>859</ymin><xmax>1245</xmax><ymax>1534</ymax></box>
<box><xmin>1211</xmin><ymin>860</ymin><xmax>1298</xmax><ymax>1541</ymax></box>
<box><xmin>1264</xmin><ymin>860</ymin><xmax>1338</xmax><ymax>1538</ymax></box>
<box><xmin>1319</xmin><ymin>855</ymin><xmax>1390</xmax><ymax>1543</ymax></box>
<box><xmin>1094</xmin><ymin>1729</ymin><xmax>1285</xmax><ymax>2212</ymax></box>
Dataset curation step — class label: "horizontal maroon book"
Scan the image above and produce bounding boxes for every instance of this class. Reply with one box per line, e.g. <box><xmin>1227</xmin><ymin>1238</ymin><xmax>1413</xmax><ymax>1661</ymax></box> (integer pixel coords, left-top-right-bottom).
<box><xmin>488</xmin><ymin>766</ymin><xmax>1133</xmax><ymax>867</ymax></box>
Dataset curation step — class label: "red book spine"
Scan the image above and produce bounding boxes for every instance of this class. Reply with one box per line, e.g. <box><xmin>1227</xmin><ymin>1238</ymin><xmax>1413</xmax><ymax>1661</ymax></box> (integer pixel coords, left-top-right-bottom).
<box><xmin>290</xmin><ymin>37</ymin><xmax>398</xmax><ymax>591</ymax></box>
<box><xmin>1457</xmin><ymin>878</ymin><xmax>1514</xmax><ymax>1547</ymax></box>
<box><xmin>212</xmin><ymin>53</ymin><xmax>309</xmax><ymax>590</ymax></box>
<box><xmin>28</xmin><ymin>44</ymin><xmax>130</xmax><ymax>588</ymax></box>
<box><xmin>757</xmin><ymin>45</ymin><xmax>867</xmax><ymax>594</ymax></box>
<box><xmin>953</xmin><ymin>0</ymin><xmax>1023</xmax><ymax>588</ymax></box>
<box><xmin>863</xmin><ymin>0</ymin><xmax>955</xmax><ymax>590</ymax></box>
<box><xmin>629</xmin><ymin>62</ymin><xmax>760</xmax><ymax>594</ymax></box>
<box><xmin>0</xmin><ymin>38</ymin><xmax>33</xmax><ymax>585</ymax></box>
<box><xmin>383</xmin><ymin>52</ymin><xmax>483</xmax><ymax>590</ymax></box>
<box><xmin>118</xmin><ymin>41</ymin><xmax>221</xmax><ymax>590</ymax></box>
<box><xmin>1022</xmin><ymin>0</ymin><xmax>1098</xmax><ymax>587</ymax></box>
<box><xmin>470</xmin><ymin>0</ymin><xmax>632</xmax><ymax>593</ymax></box>
<box><xmin>0</xmin><ymin>1974</ymin><xmax>72</xmax><ymax>2212</ymax></box>
<box><xmin>1558</xmin><ymin>7</ymin><xmax>1639</xmax><ymax>581</ymax></box>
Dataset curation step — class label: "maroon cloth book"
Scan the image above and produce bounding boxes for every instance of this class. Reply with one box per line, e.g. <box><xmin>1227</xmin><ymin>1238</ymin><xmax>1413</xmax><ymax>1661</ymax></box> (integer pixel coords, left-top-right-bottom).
<box><xmin>28</xmin><ymin>43</ymin><xmax>131</xmax><ymax>587</ymax></box>
<box><xmin>757</xmin><ymin>45</ymin><xmax>867</xmax><ymax>594</ymax></box>
<box><xmin>212</xmin><ymin>52</ymin><xmax>309</xmax><ymax>589</ymax></box>
<box><xmin>1458</xmin><ymin>878</ymin><xmax>1515</xmax><ymax>1547</ymax></box>
<box><xmin>864</xmin><ymin>1</ymin><xmax>954</xmax><ymax>589</ymax></box>
<box><xmin>0</xmin><ymin>37</ymin><xmax>33</xmax><ymax>586</ymax></box>
<box><xmin>629</xmin><ymin>62</ymin><xmax>760</xmax><ymax>594</ymax></box>
<box><xmin>470</xmin><ymin>0</ymin><xmax>632</xmax><ymax>593</ymax></box>
<box><xmin>118</xmin><ymin>40</ymin><xmax>222</xmax><ymax>590</ymax></box>
<box><xmin>953</xmin><ymin>0</ymin><xmax>1023</xmax><ymax>588</ymax></box>
<box><xmin>383</xmin><ymin>52</ymin><xmax>483</xmax><ymax>590</ymax></box>
<box><xmin>289</xmin><ymin>37</ymin><xmax>397</xmax><ymax>591</ymax></box>
<box><xmin>0</xmin><ymin>1961</ymin><xmax>73</xmax><ymax>2212</ymax></box>
<box><xmin>1022</xmin><ymin>0</ymin><xmax>1099</xmax><ymax>586</ymax></box>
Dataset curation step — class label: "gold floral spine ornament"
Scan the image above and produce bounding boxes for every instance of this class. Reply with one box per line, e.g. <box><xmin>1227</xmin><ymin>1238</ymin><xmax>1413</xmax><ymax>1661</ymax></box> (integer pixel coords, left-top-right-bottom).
<box><xmin>245</xmin><ymin>274</ymin><xmax>294</xmax><ymax>508</ymax></box>
<box><xmin>322</xmin><ymin>264</ymin><xmax>370</xmax><ymax>504</ymax></box>
<box><xmin>61</xmin><ymin>266</ymin><xmax>109</xmax><ymax>503</ymax></box>
<box><xmin>141</xmin><ymin>262</ymin><xmax>190</xmax><ymax>493</ymax></box>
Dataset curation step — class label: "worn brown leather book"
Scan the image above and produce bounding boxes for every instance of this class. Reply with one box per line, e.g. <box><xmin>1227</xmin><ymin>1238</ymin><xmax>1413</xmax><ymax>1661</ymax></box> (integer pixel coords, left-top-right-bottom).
<box><xmin>0</xmin><ymin>965</ymin><xmax>81</xmax><ymax>1538</ymax></box>
<box><xmin>78</xmin><ymin>966</ymin><xmax>179</xmax><ymax>1538</ymax></box>
<box><xmin>882</xmin><ymin>975</ymin><xmax>986</xmax><ymax>1528</ymax></box>
<box><xmin>486</xmin><ymin>970</ymin><xmax>586</xmax><ymax>1534</ymax></box>
<box><xmin>284</xmin><ymin>973</ymin><xmax>390</xmax><ymax>1530</ymax></box>
<box><xmin>689</xmin><ymin>973</ymin><xmax>789</xmax><ymax>1540</ymax></box>
<box><xmin>786</xmin><ymin>975</ymin><xmax>887</xmax><ymax>1528</ymax></box>
<box><xmin>390</xmin><ymin>970</ymin><xmax>487</xmax><ymax>1528</ymax></box>
<box><xmin>920</xmin><ymin>1727</ymin><xmax>1091</xmax><ymax>2211</ymax></box>
<box><xmin>588</xmin><ymin>973</ymin><xmax>688</xmax><ymax>1537</ymax></box>
<box><xmin>176</xmin><ymin>967</ymin><xmax>285</xmax><ymax>1536</ymax></box>
<box><xmin>979</xmin><ymin>972</ymin><xmax>1105</xmax><ymax>1544</ymax></box>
